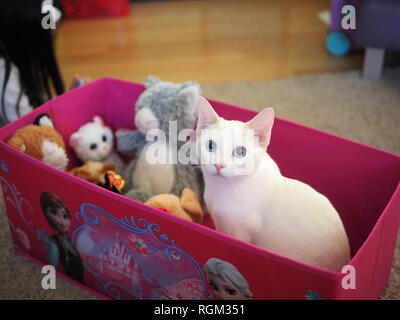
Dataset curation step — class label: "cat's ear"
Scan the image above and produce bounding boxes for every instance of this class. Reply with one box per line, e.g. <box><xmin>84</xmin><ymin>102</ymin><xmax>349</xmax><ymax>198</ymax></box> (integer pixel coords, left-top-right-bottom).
<box><xmin>196</xmin><ymin>97</ymin><xmax>220</xmax><ymax>130</ymax></box>
<box><xmin>69</xmin><ymin>132</ymin><xmax>82</xmax><ymax>149</ymax></box>
<box><xmin>246</xmin><ymin>108</ymin><xmax>275</xmax><ymax>149</ymax></box>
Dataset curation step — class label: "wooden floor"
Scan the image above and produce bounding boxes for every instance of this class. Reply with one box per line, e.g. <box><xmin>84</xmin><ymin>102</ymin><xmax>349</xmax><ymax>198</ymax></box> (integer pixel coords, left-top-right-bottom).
<box><xmin>56</xmin><ymin>0</ymin><xmax>363</xmax><ymax>86</ymax></box>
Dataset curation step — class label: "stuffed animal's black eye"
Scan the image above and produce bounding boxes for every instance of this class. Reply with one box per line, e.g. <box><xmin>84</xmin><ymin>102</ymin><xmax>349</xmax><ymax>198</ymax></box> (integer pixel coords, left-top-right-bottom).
<box><xmin>90</xmin><ymin>143</ymin><xmax>97</xmax><ymax>150</ymax></box>
<box><xmin>206</xmin><ymin>140</ymin><xmax>217</xmax><ymax>152</ymax></box>
<box><xmin>233</xmin><ymin>146</ymin><xmax>246</xmax><ymax>158</ymax></box>
<box><xmin>102</xmin><ymin>135</ymin><xmax>107</xmax><ymax>142</ymax></box>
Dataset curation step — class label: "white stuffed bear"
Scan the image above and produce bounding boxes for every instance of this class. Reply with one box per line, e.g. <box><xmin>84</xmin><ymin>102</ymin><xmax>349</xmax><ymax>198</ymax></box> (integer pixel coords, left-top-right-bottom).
<box><xmin>69</xmin><ymin>116</ymin><xmax>125</xmax><ymax>173</ymax></box>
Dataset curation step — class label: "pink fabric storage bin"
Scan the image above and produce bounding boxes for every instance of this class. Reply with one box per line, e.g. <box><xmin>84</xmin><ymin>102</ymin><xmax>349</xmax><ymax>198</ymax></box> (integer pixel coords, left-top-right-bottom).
<box><xmin>0</xmin><ymin>78</ymin><xmax>399</xmax><ymax>300</ymax></box>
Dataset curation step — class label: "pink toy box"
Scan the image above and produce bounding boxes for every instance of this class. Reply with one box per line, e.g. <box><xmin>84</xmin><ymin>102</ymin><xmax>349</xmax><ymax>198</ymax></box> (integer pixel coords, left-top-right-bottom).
<box><xmin>0</xmin><ymin>78</ymin><xmax>399</xmax><ymax>300</ymax></box>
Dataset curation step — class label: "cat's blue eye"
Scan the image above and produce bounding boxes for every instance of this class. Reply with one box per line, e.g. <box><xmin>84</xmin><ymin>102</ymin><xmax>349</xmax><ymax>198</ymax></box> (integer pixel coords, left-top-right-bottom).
<box><xmin>233</xmin><ymin>146</ymin><xmax>246</xmax><ymax>158</ymax></box>
<box><xmin>90</xmin><ymin>143</ymin><xmax>97</xmax><ymax>150</ymax></box>
<box><xmin>206</xmin><ymin>140</ymin><xmax>217</xmax><ymax>152</ymax></box>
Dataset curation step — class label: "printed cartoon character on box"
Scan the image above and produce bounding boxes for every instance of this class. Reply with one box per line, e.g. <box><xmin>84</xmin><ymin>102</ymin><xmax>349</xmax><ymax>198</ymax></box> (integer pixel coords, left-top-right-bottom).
<box><xmin>40</xmin><ymin>191</ymin><xmax>85</xmax><ymax>284</ymax></box>
<box><xmin>203</xmin><ymin>258</ymin><xmax>253</xmax><ymax>300</ymax></box>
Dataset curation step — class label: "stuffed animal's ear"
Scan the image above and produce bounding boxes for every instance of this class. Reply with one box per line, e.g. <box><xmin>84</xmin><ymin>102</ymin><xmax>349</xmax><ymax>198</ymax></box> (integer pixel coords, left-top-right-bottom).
<box><xmin>145</xmin><ymin>75</ymin><xmax>161</xmax><ymax>88</ymax></box>
<box><xmin>196</xmin><ymin>97</ymin><xmax>220</xmax><ymax>130</ymax></box>
<box><xmin>246</xmin><ymin>107</ymin><xmax>275</xmax><ymax>149</ymax></box>
<box><xmin>69</xmin><ymin>132</ymin><xmax>82</xmax><ymax>149</ymax></box>
<box><xmin>180</xmin><ymin>188</ymin><xmax>203</xmax><ymax>223</ymax></box>
<box><xmin>34</xmin><ymin>113</ymin><xmax>54</xmax><ymax>128</ymax></box>
<box><xmin>93</xmin><ymin>116</ymin><xmax>105</xmax><ymax>127</ymax></box>
<box><xmin>179</xmin><ymin>85</ymin><xmax>200</xmax><ymax>108</ymax></box>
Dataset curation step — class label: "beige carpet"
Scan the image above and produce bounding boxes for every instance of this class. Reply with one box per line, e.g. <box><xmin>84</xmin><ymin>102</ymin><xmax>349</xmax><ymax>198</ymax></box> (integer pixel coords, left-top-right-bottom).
<box><xmin>0</xmin><ymin>69</ymin><xmax>399</xmax><ymax>299</ymax></box>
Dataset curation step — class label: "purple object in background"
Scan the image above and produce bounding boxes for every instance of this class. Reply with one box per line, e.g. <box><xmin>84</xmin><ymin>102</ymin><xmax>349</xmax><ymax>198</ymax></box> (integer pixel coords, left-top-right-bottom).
<box><xmin>357</xmin><ymin>0</ymin><xmax>400</xmax><ymax>51</ymax></box>
<box><xmin>356</xmin><ymin>0</ymin><xmax>400</xmax><ymax>78</ymax></box>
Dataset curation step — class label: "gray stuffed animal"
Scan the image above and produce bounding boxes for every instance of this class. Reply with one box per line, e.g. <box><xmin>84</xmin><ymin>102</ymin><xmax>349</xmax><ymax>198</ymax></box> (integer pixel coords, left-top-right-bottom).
<box><xmin>116</xmin><ymin>76</ymin><xmax>204</xmax><ymax>203</ymax></box>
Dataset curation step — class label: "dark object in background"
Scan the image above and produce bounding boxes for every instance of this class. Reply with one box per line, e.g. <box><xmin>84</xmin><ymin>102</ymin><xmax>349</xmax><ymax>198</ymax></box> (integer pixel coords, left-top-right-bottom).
<box><xmin>0</xmin><ymin>0</ymin><xmax>65</xmax><ymax>121</ymax></box>
<box><xmin>61</xmin><ymin>0</ymin><xmax>129</xmax><ymax>19</ymax></box>
<box><xmin>357</xmin><ymin>0</ymin><xmax>400</xmax><ymax>78</ymax></box>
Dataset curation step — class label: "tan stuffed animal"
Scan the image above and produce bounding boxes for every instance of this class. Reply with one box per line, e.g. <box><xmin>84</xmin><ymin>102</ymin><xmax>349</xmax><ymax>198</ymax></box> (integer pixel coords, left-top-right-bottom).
<box><xmin>145</xmin><ymin>188</ymin><xmax>204</xmax><ymax>223</ymax></box>
<box><xmin>69</xmin><ymin>161</ymin><xmax>116</xmax><ymax>184</ymax></box>
<box><xmin>7</xmin><ymin>114</ymin><xmax>68</xmax><ymax>171</ymax></box>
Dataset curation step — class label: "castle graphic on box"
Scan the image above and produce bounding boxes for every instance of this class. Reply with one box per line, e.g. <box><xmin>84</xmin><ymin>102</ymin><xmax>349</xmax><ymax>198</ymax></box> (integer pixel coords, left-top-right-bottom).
<box><xmin>97</xmin><ymin>232</ymin><xmax>142</xmax><ymax>283</ymax></box>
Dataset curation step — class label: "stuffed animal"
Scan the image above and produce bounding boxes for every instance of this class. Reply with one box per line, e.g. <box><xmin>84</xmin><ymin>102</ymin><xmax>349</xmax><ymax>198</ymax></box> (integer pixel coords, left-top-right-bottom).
<box><xmin>145</xmin><ymin>188</ymin><xmax>204</xmax><ymax>223</ymax></box>
<box><xmin>98</xmin><ymin>171</ymin><xmax>125</xmax><ymax>194</ymax></box>
<box><xmin>69</xmin><ymin>161</ymin><xmax>125</xmax><ymax>194</ymax></box>
<box><xmin>69</xmin><ymin>116</ymin><xmax>125</xmax><ymax>173</ymax></box>
<box><xmin>7</xmin><ymin>114</ymin><xmax>68</xmax><ymax>171</ymax></box>
<box><xmin>116</xmin><ymin>76</ymin><xmax>204</xmax><ymax>203</ymax></box>
<box><xmin>69</xmin><ymin>161</ymin><xmax>116</xmax><ymax>184</ymax></box>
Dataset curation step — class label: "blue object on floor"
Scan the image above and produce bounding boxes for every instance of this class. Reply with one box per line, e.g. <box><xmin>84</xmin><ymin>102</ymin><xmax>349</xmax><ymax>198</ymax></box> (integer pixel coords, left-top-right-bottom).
<box><xmin>75</xmin><ymin>79</ymin><xmax>85</xmax><ymax>88</ymax></box>
<box><xmin>326</xmin><ymin>31</ymin><xmax>351</xmax><ymax>56</ymax></box>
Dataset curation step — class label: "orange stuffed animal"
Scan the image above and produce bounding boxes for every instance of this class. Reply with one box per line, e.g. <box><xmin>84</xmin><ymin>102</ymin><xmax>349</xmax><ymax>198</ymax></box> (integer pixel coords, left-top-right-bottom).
<box><xmin>7</xmin><ymin>114</ymin><xmax>68</xmax><ymax>171</ymax></box>
<box><xmin>69</xmin><ymin>161</ymin><xmax>116</xmax><ymax>184</ymax></box>
<box><xmin>145</xmin><ymin>188</ymin><xmax>204</xmax><ymax>223</ymax></box>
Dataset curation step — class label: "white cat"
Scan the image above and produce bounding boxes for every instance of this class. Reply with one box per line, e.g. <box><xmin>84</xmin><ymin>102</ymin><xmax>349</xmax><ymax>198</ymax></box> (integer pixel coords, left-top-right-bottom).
<box><xmin>195</xmin><ymin>97</ymin><xmax>350</xmax><ymax>272</ymax></box>
<box><xmin>69</xmin><ymin>116</ymin><xmax>125</xmax><ymax>173</ymax></box>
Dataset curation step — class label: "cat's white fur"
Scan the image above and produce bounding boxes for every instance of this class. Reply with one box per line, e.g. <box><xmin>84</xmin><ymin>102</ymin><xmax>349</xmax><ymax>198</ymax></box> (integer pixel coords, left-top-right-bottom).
<box><xmin>196</xmin><ymin>97</ymin><xmax>350</xmax><ymax>272</ymax></box>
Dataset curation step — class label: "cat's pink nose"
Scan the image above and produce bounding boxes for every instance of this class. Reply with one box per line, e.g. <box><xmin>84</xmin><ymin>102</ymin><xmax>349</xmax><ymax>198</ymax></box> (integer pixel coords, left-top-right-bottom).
<box><xmin>215</xmin><ymin>164</ymin><xmax>225</xmax><ymax>172</ymax></box>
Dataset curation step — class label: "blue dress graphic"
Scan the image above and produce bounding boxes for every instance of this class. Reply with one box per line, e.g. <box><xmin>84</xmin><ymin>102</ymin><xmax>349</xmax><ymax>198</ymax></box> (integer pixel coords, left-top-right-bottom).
<box><xmin>48</xmin><ymin>234</ymin><xmax>85</xmax><ymax>284</ymax></box>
